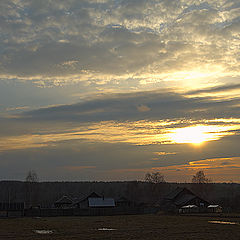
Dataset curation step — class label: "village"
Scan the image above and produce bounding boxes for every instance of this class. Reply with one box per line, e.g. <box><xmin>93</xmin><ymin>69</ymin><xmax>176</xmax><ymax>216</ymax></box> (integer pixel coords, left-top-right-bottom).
<box><xmin>0</xmin><ymin>178</ymin><xmax>239</xmax><ymax>239</ymax></box>
<box><xmin>0</xmin><ymin>186</ymin><xmax>223</xmax><ymax>218</ymax></box>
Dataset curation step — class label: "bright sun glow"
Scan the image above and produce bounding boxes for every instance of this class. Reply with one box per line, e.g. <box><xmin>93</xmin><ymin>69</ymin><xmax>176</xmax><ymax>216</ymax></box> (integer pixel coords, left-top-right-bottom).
<box><xmin>169</xmin><ymin>125</ymin><xmax>226</xmax><ymax>145</ymax></box>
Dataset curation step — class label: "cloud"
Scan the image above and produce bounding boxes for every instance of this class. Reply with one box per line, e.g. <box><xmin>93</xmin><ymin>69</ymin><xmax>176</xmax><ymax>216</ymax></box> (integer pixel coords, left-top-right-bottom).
<box><xmin>19</xmin><ymin>89</ymin><xmax>240</xmax><ymax>122</ymax></box>
<box><xmin>0</xmin><ymin>0</ymin><xmax>239</xmax><ymax>88</ymax></box>
<box><xmin>63</xmin><ymin>165</ymin><xmax>96</xmax><ymax>171</ymax></box>
<box><xmin>0</xmin><ymin>0</ymin><xmax>240</xmax><ymax>181</ymax></box>
<box><xmin>154</xmin><ymin>152</ymin><xmax>177</xmax><ymax>156</ymax></box>
<box><xmin>152</xmin><ymin>156</ymin><xmax>240</xmax><ymax>182</ymax></box>
<box><xmin>137</xmin><ymin>104</ymin><xmax>151</xmax><ymax>112</ymax></box>
<box><xmin>187</xmin><ymin>83</ymin><xmax>240</xmax><ymax>95</ymax></box>
<box><xmin>0</xmin><ymin>89</ymin><xmax>239</xmax><ymax>152</ymax></box>
<box><xmin>5</xmin><ymin>106</ymin><xmax>30</xmax><ymax>111</ymax></box>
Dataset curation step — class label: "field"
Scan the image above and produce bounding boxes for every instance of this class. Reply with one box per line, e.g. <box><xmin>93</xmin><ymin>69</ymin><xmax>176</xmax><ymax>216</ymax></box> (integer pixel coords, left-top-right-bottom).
<box><xmin>0</xmin><ymin>214</ymin><xmax>240</xmax><ymax>240</ymax></box>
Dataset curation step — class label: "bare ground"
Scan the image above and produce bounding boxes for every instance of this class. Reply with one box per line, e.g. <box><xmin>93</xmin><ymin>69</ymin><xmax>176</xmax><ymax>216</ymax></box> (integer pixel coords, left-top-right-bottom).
<box><xmin>0</xmin><ymin>214</ymin><xmax>240</xmax><ymax>240</ymax></box>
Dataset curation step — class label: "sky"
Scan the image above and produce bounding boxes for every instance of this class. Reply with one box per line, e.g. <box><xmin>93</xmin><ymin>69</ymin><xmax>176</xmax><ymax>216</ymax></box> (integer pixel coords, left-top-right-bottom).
<box><xmin>0</xmin><ymin>0</ymin><xmax>240</xmax><ymax>182</ymax></box>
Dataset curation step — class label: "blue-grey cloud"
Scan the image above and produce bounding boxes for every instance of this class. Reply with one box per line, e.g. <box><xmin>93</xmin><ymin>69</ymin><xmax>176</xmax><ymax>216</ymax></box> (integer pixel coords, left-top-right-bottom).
<box><xmin>187</xmin><ymin>83</ymin><xmax>240</xmax><ymax>95</ymax></box>
<box><xmin>19</xmin><ymin>90</ymin><xmax>240</xmax><ymax>122</ymax></box>
<box><xmin>0</xmin><ymin>0</ymin><xmax>239</xmax><ymax>86</ymax></box>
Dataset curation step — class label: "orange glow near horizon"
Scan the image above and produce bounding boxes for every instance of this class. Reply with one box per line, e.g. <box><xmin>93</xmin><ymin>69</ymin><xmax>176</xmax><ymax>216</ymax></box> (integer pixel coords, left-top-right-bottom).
<box><xmin>0</xmin><ymin>119</ymin><xmax>239</xmax><ymax>152</ymax></box>
<box><xmin>168</xmin><ymin>124</ymin><xmax>237</xmax><ymax>145</ymax></box>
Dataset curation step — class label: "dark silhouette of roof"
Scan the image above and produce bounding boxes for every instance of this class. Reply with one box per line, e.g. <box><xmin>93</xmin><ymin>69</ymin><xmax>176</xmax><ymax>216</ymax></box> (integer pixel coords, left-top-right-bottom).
<box><xmin>164</xmin><ymin>187</ymin><xmax>210</xmax><ymax>207</ymax></box>
<box><xmin>55</xmin><ymin>195</ymin><xmax>73</xmax><ymax>204</ymax></box>
<box><xmin>77</xmin><ymin>191</ymin><xmax>101</xmax><ymax>203</ymax></box>
<box><xmin>174</xmin><ymin>194</ymin><xmax>196</xmax><ymax>206</ymax></box>
<box><xmin>165</xmin><ymin>187</ymin><xmax>185</xmax><ymax>200</ymax></box>
<box><xmin>165</xmin><ymin>187</ymin><xmax>194</xmax><ymax>201</ymax></box>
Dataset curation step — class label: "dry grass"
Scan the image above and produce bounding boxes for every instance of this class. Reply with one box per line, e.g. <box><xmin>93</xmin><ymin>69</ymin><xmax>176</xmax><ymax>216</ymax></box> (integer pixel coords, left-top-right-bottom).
<box><xmin>0</xmin><ymin>214</ymin><xmax>240</xmax><ymax>240</ymax></box>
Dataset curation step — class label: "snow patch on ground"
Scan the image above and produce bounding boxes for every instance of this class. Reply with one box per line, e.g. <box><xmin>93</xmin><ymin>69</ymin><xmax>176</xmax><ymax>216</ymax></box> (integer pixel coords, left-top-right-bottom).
<box><xmin>97</xmin><ymin>228</ymin><xmax>116</xmax><ymax>231</ymax></box>
<box><xmin>209</xmin><ymin>221</ymin><xmax>239</xmax><ymax>225</ymax></box>
<box><xmin>33</xmin><ymin>230</ymin><xmax>54</xmax><ymax>234</ymax></box>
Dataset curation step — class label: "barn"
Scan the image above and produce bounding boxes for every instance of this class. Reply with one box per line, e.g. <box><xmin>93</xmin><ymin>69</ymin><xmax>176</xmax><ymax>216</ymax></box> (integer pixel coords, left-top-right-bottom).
<box><xmin>207</xmin><ymin>204</ymin><xmax>223</xmax><ymax>213</ymax></box>
<box><xmin>162</xmin><ymin>187</ymin><xmax>210</xmax><ymax>213</ymax></box>
<box><xmin>54</xmin><ymin>195</ymin><xmax>73</xmax><ymax>209</ymax></box>
<box><xmin>74</xmin><ymin>192</ymin><xmax>115</xmax><ymax>209</ymax></box>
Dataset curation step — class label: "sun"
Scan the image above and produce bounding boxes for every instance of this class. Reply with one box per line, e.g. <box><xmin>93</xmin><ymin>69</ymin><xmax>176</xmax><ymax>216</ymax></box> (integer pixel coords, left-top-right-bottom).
<box><xmin>169</xmin><ymin>125</ymin><xmax>216</xmax><ymax>145</ymax></box>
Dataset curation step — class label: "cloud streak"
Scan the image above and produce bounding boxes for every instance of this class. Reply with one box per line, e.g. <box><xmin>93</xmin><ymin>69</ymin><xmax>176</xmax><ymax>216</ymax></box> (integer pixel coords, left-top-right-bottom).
<box><xmin>153</xmin><ymin>157</ymin><xmax>240</xmax><ymax>182</ymax></box>
<box><xmin>18</xmin><ymin>90</ymin><xmax>240</xmax><ymax>122</ymax></box>
<box><xmin>0</xmin><ymin>89</ymin><xmax>239</xmax><ymax>152</ymax></box>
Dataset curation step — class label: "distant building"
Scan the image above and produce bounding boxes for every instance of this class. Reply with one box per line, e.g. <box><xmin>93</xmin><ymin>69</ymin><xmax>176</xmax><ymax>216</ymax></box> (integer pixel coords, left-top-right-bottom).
<box><xmin>207</xmin><ymin>205</ymin><xmax>223</xmax><ymax>213</ymax></box>
<box><xmin>54</xmin><ymin>195</ymin><xmax>73</xmax><ymax>209</ymax></box>
<box><xmin>162</xmin><ymin>187</ymin><xmax>210</xmax><ymax>212</ymax></box>
<box><xmin>73</xmin><ymin>192</ymin><xmax>115</xmax><ymax>209</ymax></box>
<box><xmin>88</xmin><ymin>197</ymin><xmax>115</xmax><ymax>208</ymax></box>
<box><xmin>116</xmin><ymin>197</ymin><xmax>136</xmax><ymax>208</ymax></box>
<box><xmin>179</xmin><ymin>205</ymin><xmax>199</xmax><ymax>214</ymax></box>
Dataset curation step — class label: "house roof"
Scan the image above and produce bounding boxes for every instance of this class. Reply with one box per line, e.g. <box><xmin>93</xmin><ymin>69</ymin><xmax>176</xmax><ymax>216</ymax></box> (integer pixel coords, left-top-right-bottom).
<box><xmin>165</xmin><ymin>187</ymin><xmax>194</xmax><ymax>200</ymax></box>
<box><xmin>164</xmin><ymin>187</ymin><xmax>210</xmax><ymax>207</ymax></box>
<box><xmin>165</xmin><ymin>187</ymin><xmax>184</xmax><ymax>200</ymax></box>
<box><xmin>208</xmin><ymin>205</ymin><xmax>221</xmax><ymax>208</ymax></box>
<box><xmin>181</xmin><ymin>205</ymin><xmax>198</xmax><ymax>209</ymax></box>
<box><xmin>174</xmin><ymin>194</ymin><xmax>196</xmax><ymax>206</ymax></box>
<box><xmin>77</xmin><ymin>192</ymin><xmax>102</xmax><ymax>203</ymax></box>
<box><xmin>88</xmin><ymin>198</ymin><xmax>115</xmax><ymax>207</ymax></box>
<box><xmin>55</xmin><ymin>195</ymin><xmax>73</xmax><ymax>204</ymax></box>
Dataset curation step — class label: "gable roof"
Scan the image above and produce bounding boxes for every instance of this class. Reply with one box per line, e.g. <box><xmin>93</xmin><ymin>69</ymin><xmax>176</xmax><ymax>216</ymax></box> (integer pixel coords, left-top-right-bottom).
<box><xmin>164</xmin><ymin>187</ymin><xmax>210</xmax><ymax>207</ymax></box>
<box><xmin>77</xmin><ymin>191</ymin><xmax>102</xmax><ymax>203</ymax></box>
<box><xmin>88</xmin><ymin>192</ymin><xmax>101</xmax><ymax>198</ymax></box>
<box><xmin>165</xmin><ymin>187</ymin><xmax>194</xmax><ymax>200</ymax></box>
<box><xmin>165</xmin><ymin>187</ymin><xmax>184</xmax><ymax>200</ymax></box>
<box><xmin>174</xmin><ymin>194</ymin><xmax>196</xmax><ymax>206</ymax></box>
<box><xmin>88</xmin><ymin>198</ymin><xmax>115</xmax><ymax>207</ymax></box>
<box><xmin>55</xmin><ymin>195</ymin><xmax>73</xmax><ymax>204</ymax></box>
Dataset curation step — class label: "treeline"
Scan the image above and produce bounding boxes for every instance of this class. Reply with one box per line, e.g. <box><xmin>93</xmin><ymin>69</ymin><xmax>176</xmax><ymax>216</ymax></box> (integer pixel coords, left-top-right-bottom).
<box><xmin>0</xmin><ymin>180</ymin><xmax>240</xmax><ymax>212</ymax></box>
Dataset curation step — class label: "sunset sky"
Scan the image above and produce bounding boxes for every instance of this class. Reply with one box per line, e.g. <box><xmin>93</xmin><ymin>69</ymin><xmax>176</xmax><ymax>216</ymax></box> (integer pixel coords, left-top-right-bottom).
<box><xmin>0</xmin><ymin>0</ymin><xmax>240</xmax><ymax>182</ymax></box>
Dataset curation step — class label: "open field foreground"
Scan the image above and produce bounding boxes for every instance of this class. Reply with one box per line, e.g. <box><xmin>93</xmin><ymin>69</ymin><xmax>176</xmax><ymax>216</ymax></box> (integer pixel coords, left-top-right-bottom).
<box><xmin>0</xmin><ymin>215</ymin><xmax>240</xmax><ymax>240</ymax></box>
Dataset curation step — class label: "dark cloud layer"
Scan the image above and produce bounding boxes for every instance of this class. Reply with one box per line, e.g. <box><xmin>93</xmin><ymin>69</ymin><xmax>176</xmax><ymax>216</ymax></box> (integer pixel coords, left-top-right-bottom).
<box><xmin>187</xmin><ymin>83</ymin><xmax>240</xmax><ymax>95</ymax></box>
<box><xmin>20</xmin><ymin>89</ymin><xmax>240</xmax><ymax>122</ymax></box>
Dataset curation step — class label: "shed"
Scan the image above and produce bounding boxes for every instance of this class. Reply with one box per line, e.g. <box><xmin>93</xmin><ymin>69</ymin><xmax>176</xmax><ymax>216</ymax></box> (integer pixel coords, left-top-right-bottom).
<box><xmin>207</xmin><ymin>205</ymin><xmax>222</xmax><ymax>213</ymax></box>
<box><xmin>54</xmin><ymin>195</ymin><xmax>73</xmax><ymax>209</ymax></box>
<box><xmin>179</xmin><ymin>205</ymin><xmax>199</xmax><ymax>214</ymax></box>
<box><xmin>163</xmin><ymin>187</ymin><xmax>210</xmax><ymax>213</ymax></box>
<box><xmin>116</xmin><ymin>197</ymin><xmax>135</xmax><ymax>207</ymax></box>
<box><xmin>74</xmin><ymin>192</ymin><xmax>102</xmax><ymax>209</ymax></box>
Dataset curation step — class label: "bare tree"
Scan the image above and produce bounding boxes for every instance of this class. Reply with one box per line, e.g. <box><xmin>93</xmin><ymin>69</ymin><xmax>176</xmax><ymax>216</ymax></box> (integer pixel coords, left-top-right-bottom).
<box><xmin>25</xmin><ymin>170</ymin><xmax>39</xmax><ymax>208</ymax></box>
<box><xmin>25</xmin><ymin>170</ymin><xmax>39</xmax><ymax>183</ymax></box>
<box><xmin>145</xmin><ymin>172</ymin><xmax>165</xmax><ymax>183</ymax></box>
<box><xmin>191</xmin><ymin>170</ymin><xmax>212</xmax><ymax>198</ymax></box>
<box><xmin>192</xmin><ymin>170</ymin><xmax>210</xmax><ymax>184</ymax></box>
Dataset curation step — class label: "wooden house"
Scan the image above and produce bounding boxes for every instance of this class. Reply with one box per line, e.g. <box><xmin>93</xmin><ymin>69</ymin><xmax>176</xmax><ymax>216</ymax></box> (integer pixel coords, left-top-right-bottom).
<box><xmin>54</xmin><ymin>195</ymin><xmax>73</xmax><ymax>209</ymax></box>
<box><xmin>207</xmin><ymin>204</ymin><xmax>223</xmax><ymax>213</ymax></box>
<box><xmin>116</xmin><ymin>197</ymin><xmax>135</xmax><ymax>207</ymax></box>
<box><xmin>163</xmin><ymin>187</ymin><xmax>210</xmax><ymax>212</ymax></box>
<box><xmin>74</xmin><ymin>192</ymin><xmax>115</xmax><ymax>209</ymax></box>
<box><xmin>179</xmin><ymin>205</ymin><xmax>199</xmax><ymax>214</ymax></box>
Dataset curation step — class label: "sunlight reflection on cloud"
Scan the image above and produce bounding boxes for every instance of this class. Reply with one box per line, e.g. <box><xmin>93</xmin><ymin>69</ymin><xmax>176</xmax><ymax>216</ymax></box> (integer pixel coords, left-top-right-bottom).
<box><xmin>0</xmin><ymin>118</ymin><xmax>239</xmax><ymax>152</ymax></box>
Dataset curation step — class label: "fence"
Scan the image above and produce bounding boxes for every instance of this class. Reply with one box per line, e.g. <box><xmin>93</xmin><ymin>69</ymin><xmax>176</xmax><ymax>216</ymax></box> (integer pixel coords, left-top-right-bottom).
<box><xmin>24</xmin><ymin>206</ymin><xmax>149</xmax><ymax>217</ymax></box>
